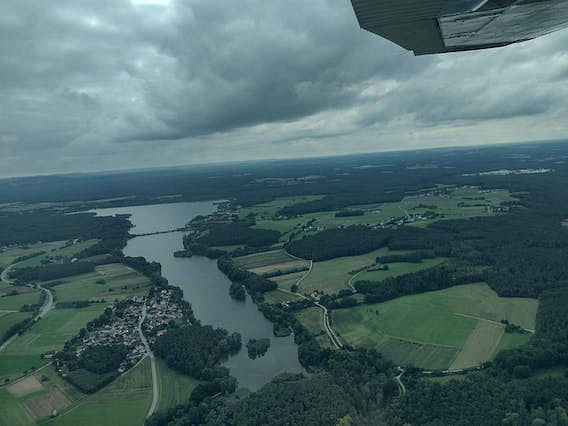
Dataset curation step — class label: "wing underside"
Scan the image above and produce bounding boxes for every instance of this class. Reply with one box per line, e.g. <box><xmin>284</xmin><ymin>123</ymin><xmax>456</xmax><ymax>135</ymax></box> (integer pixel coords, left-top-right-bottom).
<box><xmin>351</xmin><ymin>0</ymin><xmax>568</xmax><ymax>55</ymax></box>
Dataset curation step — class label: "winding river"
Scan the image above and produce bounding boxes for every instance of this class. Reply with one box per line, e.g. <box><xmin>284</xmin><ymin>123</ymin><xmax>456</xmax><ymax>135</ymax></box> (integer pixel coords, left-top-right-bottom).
<box><xmin>93</xmin><ymin>201</ymin><xmax>304</xmax><ymax>390</ymax></box>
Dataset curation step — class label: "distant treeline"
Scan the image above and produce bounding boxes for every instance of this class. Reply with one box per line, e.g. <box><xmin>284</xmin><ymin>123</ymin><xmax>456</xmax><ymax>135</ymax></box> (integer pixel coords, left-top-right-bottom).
<box><xmin>377</xmin><ymin>250</ymin><xmax>436</xmax><ymax>264</ymax></box>
<box><xmin>278</xmin><ymin>192</ymin><xmax>402</xmax><ymax>216</ymax></box>
<box><xmin>335</xmin><ymin>210</ymin><xmax>364</xmax><ymax>217</ymax></box>
<box><xmin>0</xmin><ymin>211</ymin><xmax>131</xmax><ymax>245</ymax></box>
<box><xmin>10</xmin><ymin>262</ymin><xmax>95</xmax><ymax>283</ymax></box>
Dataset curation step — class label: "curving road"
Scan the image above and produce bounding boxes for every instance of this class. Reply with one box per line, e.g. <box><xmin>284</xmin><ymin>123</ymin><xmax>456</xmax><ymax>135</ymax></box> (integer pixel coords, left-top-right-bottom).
<box><xmin>0</xmin><ymin>264</ymin><xmax>13</xmax><ymax>284</ymax></box>
<box><xmin>285</xmin><ymin>252</ymin><xmax>407</xmax><ymax>392</ymax></box>
<box><xmin>395</xmin><ymin>367</ymin><xmax>406</xmax><ymax>396</ymax></box>
<box><xmin>284</xmin><ymin>254</ymin><xmax>343</xmax><ymax>349</ymax></box>
<box><xmin>0</xmin><ymin>263</ymin><xmax>54</xmax><ymax>354</ymax></box>
<box><xmin>138</xmin><ymin>304</ymin><xmax>158</xmax><ymax>418</ymax></box>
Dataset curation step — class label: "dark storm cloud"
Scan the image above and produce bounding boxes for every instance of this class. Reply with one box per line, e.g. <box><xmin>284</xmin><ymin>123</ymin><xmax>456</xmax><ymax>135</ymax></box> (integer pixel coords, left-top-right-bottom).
<box><xmin>1</xmin><ymin>0</ymin><xmax>568</xmax><ymax>176</ymax></box>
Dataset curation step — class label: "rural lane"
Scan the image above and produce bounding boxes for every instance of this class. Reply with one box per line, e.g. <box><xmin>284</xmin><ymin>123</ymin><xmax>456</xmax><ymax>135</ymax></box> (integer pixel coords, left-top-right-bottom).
<box><xmin>395</xmin><ymin>367</ymin><xmax>406</xmax><ymax>396</ymax></box>
<box><xmin>0</xmin><ymin>262</ymin><xmax>55</xmax><ymax>354</ymax></box>
<box><xmin>283</xmin><ymin>252</ymin><xmax>408</xmax><ymax>394</ymax></box>
<box><xmin>283</xmin><ymin>253</ymin><xmax>344</xmax><ymax>349</ymax></box>
<box><xmin>138</xmin><ymin>304</ymin><xmax>158</xmax><ymax>418</ymax></box>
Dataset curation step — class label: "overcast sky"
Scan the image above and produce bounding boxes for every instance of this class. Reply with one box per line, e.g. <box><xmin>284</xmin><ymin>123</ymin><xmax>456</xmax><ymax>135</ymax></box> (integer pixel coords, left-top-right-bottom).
<box><xmin>1</xmin><ymin>0</ymin><xmax>567</xmax><ymax>177</ymax></box>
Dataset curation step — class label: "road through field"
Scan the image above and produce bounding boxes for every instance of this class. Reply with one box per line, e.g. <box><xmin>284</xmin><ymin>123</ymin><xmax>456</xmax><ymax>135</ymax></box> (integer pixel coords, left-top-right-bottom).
<box><xmin>138</xmin><ymin>304</ymin><xmax>158</xmax><ymax>418</ymax></box>
<box><xmin>283</xmin><ymin>253</ymin><xmax>344</xmax><ymax>349</ymax></box>
<box><xmin>0</xmin><ymin>262</ymin><xmax>55</xmax><ymax>354</ymax></box>
<box><xmin>453</xmin><ymin>312</ymin><xmax>535</xmax><ymax>334</ymax></box>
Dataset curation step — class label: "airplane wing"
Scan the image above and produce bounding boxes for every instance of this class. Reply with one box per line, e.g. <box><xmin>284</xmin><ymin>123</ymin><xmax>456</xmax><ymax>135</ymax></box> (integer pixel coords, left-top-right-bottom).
<box><xmin>351</xmin><ymin>0</ymin><xmax>568</xmax><ymax>55</ymax></box>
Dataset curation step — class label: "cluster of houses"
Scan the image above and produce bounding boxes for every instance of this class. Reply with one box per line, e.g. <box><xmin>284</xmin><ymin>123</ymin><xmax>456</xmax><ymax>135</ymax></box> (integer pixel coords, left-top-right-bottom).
<box><xmin>142</xmin><ymin>289</ymin><xmax>187</xmax><ymax>343</ymax></box>
<box><xmin>76</xmin><ymin>297</ymin><xmax>146</xmax><ymax>374</ymax></box>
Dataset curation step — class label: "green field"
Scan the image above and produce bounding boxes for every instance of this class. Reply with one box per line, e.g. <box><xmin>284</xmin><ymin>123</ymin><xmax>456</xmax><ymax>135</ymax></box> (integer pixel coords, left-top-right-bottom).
<box><xmin>332</xmin><ymin>283</ymin><xmax>537</xmax><ymax>370</ymax></box>
<box><xmin>155</xmin><ymin>358</ymin><xmax>200</xmax><ymax>413</ymax></box>
<box><xmin>12</xmin><ymin>240</ymin><xmax>99</xmax><ymax>270</ymax></box>
<box><xmin>354</xmin><ymin>258</ymin><xmax>447</xmax><ymax>283</ymax></box>
<box><xmin>238</xmin><ymin>195</ymin><xmax>324</xmax><ymax>220</ymax></box>
<box><xmin>0</xmin><ymin>292</ymin><xmax>41</xmax><ymax>311</ymax></box>
<box><xmin>269</xmin><ymin>271</ymin><xmax>306</xmax><ymax>291</ymax></box>
<box><xmin>299</xmin><ymin>248</ymin><xmax>439</xmax><ymax>295</ymax></box>
<box><xmin>0</xmin><ymin>305</ymin><xmax>107</xmax><ymax>382</ymax></box>
<box><xmin>0</xmin><ymin>312</ymin><xmax>33</xmax><ymax>341</ymax></box>
<box><xmin>0</xmin><ymin>242</ymin><xmax>67</xmax><ymax>269</ymax></box>
<box><xmin>52</xmin><ymin>263</ymin><xmax>150</xmax><ymax>304</ymax></box>
<box><xmin>0</xmin><ymin>363</ymin><xmax>86</xmax><ymax>426</ymax></box>
<box><xmin>295</xmin><ymin>307</ymin><xmax>332</xmax><ymax>349</ymax></box>
<box><xmin>263</xmin><ymin>289</ymin><xmax>302</xmax><ymax>305</ymax></box>
<box><xmin>0</xmin><ymin>387</ymin><xmax>36</xmax><ymax>426</ymax></box>
<box><xmin>242</xmin><ymin>188</ymin><xmax>517</xmax><ymax>241</ymax></box>
<box><xmin>234</xmin><ymin>249</ymin><xmax>298</xmax><ymax>270</ymax></box>
<box><xmin>48</xmin><ymin>358</ymin><xmax>152</xmax><ymax>426</ymax></box>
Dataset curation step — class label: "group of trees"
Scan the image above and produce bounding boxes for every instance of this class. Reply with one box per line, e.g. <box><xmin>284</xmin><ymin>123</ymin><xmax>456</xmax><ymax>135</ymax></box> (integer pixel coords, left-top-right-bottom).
<box><xmin>335</xmin><ymin>209</ymin><xmax>364</xmax><ymax>217</ymax></box>
<box><xmin>397</xmin><ymin>374</ymin><xmax>568</xmax><ymax>425</ymax></box>
<box><xmin>355</xmin><ymin>267</ymin><xmax>454</xmax><ymax>304</ymax></box>
<box><xmin>152</xmin><ymin>325</ymin><xmax>241</xmax><ymax>379</ymax></box>
<box><xmin>285</xmin><ymin>226</ymin><xmax>391</xmax><ymax>261</ymax></box>
<box><xmin>246</xmin><ymin>338</ymin><xmax>270</xmax><ymax>359</ymax></box>
<box><xmin>377</xmin><ymin>250</ymin><xmax>436</xmax><ymax>264</ymax></box>
<box><xmin>197</xmin><ymin>223</ymin><xmax>280</xmax><ymax>248</ymax></box>
<box><xmin>1</xmin><ymin>317</ymin><xmax>35</xmax><ymax>344</ymax></box>
<box><xmin>278</xmin><ymin>192</ymin><xmax>403</xmax><ymax>217</ymax></box>
<box><xmin>78</xmin><ymin>344</ymin><xmax>128</xmax><ymax>374</ymax></box>
<box><xmin>10</xmin><ymin>261</ymin><xmax>95</xmax><ymax>283</ymax></box>
<box><xmin>0</xmin><ymin>211</ymin><xmax>131</xmax><ymax>246</ymax></box>
<box><xmin>217</xmin><ymin>257</ymin><xmax>277</xmax><ymax>300</ymax></box>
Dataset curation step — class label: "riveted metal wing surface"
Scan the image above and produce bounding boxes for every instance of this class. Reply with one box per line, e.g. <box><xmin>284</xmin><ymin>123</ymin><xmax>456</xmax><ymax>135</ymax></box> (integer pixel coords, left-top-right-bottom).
<box><xmin>351</xmin><ymin>0</ymin><xmax>568</xmax><ymax>55</ymax></box>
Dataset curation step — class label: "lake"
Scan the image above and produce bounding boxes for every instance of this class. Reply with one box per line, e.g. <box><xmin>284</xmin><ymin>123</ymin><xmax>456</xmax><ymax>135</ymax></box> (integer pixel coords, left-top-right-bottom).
<box><xmin>94</xmin><ymin>201</ymin><xmax>304</xmax><ymax>390</ymax></box>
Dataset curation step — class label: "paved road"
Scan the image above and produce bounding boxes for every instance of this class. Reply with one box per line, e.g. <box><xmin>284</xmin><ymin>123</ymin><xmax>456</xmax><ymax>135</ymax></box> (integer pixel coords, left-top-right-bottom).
<box><xmin>37</xmin><ymin>284</ymin><xmax>53</xmax><ymax>318</ymax></box>
<box><xmin>347</xmin><ymin>269</ymin><xmax>365</xmax><ymax>293</ymax></box>
<box><xmin>0</xmin><ymin>263</ymin><xmax>54</xmax><ymax>354</ymax></box>
<box><xmin>1</xmin><ymin>263</ymin><xmax>14</xmax><ymax>284</ymax></box>
<box><xmin>395</xmin><ymin>367</ymin><xmax>406</xmax><ymax>396</ymax></box>
<box><xmin>314</xmin><ymin>301</ymin><xmax>343</xmax><ymax>349</ymax></box>
<box><xmin>138</xmin><ymin>304</ymin><xmax>158</xmax><ymax>418</ymax></box>
<box><xmin>284</xmin><ymin>256</ymin><xmax>343</xmax><ymax>349</ymax></box>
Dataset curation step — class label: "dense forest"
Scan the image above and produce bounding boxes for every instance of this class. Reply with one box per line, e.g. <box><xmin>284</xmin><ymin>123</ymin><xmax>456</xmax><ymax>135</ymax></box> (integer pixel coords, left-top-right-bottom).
<box><xmin>10</xmin><ymin>261</ymin><xmax>95</xmax><ymax>283</ymax></box>
<box><xmin>197</xmin><ymin>223</ymin><xmax>280</xmax><ymax>248</ymax></box>
<box><xmin>0</xmin><ymin>211</ymin><xmax>131</xmax><ymax>245</ymax></box>
<box><xmin>152</xmin><ymin>325</ymin><xmax>242</xmax><ymax>379</ymax></box>
<box><xmin>285</xmin><ymin>226</ymin><xmax>391</xmax><ymax>261</ymax></box>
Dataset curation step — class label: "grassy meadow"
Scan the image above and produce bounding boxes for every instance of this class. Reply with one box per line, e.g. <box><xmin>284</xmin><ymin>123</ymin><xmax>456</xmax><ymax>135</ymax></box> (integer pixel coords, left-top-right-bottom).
<box><xmin>241</xmin><ymin>187</ymin><xmax>517</xmax><ymax>241</ymax></box>
<box><xmin>47</xmin><ymin>358</ymin><xmax>152</xmax><ymax>426</ymax></box>
<box><xmin>155</xmin><ymin>358</ymin><xmax>200</xmax><ymax>413</ymax></box>
<box><xmin>332</xmin><ymin>283</ymin><xmax>537</xmax><ymax>370</ymax></box>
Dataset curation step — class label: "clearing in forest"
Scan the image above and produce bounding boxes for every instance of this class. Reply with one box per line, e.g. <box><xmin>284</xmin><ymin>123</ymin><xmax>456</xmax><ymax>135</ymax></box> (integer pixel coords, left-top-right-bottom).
<box><xmin>299</xmin><ymin>248</ymin><xmax>444</xmax><ymax>295</ymax></box>
<box><xmin>332</xmin><ymin>283</ymin><xmax>536</xmax><ymax>370</ymax></box>
<box><xmin>234</xmin><ymin>249</ymin><xmax>309</xmax><ymax>278</ymax></box>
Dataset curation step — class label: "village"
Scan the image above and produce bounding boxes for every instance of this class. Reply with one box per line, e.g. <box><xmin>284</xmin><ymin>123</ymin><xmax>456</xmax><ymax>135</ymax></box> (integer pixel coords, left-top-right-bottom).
<box><xmin>55</xmin><ymin>288</ymin><xmax>188</xmax><ymax>376</ymax></box>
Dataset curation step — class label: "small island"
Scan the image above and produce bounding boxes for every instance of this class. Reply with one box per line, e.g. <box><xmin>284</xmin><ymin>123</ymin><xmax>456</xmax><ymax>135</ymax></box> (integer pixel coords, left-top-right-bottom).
<box><xmin>229</xmin><ymin>282</ymin><xmax>246</xmax><ymax>301</ymax></box>
<box><xmin>246</xmin><ymin>338</ymin><xmax>270</xmax><ymax>359</ymax></box>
